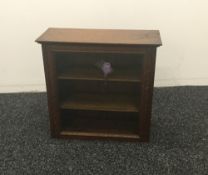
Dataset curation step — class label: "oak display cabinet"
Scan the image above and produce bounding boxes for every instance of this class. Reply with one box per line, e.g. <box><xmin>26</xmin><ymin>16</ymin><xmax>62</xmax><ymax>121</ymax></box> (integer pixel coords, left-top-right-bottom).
<box><xmin>36</xmin><ymin>28</ymin><xmax>162</xmax><ymax>141</ymax></box>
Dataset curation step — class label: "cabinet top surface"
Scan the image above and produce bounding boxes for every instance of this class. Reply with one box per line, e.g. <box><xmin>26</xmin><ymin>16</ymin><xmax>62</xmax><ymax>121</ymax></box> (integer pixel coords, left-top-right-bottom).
<box><xmin>36</xmin><ymin>28</ymin><xmax>162</xmax><ymax>46</ymax></box>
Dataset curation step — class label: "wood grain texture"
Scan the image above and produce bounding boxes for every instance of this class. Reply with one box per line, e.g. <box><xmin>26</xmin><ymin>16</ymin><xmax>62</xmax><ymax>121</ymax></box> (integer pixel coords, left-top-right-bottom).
<box><xmin>36</xmin><ymin>28</ymin><xmax>162</xmax><ymax>46</ymax></box>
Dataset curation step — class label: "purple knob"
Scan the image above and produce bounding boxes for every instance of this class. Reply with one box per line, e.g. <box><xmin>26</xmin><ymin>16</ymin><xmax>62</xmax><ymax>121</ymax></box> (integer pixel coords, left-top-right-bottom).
<box><xmin>101</xmin><ymin>62</ymin><xmax>112</xmax><ymax>77</ymax></box>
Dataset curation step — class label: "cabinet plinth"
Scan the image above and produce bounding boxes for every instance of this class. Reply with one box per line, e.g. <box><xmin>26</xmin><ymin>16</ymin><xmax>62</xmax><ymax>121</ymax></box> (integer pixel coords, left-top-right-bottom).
<box><xmin>36</xmin><ymin>28</ymin><xmax>162</xmax><ymax>141</ymax></box>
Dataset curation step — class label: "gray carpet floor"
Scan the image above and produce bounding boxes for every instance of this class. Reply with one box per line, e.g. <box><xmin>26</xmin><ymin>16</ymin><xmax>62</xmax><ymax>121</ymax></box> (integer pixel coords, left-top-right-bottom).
<box><xmin>0</xmin><ymin>86</ymin><xmax>207</xmax><ymax>175</ymax></box>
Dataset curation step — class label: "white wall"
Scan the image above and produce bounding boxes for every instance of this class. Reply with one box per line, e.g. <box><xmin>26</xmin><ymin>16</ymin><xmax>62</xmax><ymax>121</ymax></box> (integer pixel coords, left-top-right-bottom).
<box><xmin>0</xmin><ymin>0</ymin><xmax>208</xmax><ymax>92</ymax></box>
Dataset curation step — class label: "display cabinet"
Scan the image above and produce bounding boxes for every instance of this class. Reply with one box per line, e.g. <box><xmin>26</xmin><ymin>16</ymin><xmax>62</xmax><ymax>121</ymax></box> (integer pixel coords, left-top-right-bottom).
<box><xmin>36</xmin><ymin>28</ymin><xmax>162</xmax><ymax>141</ymax></box>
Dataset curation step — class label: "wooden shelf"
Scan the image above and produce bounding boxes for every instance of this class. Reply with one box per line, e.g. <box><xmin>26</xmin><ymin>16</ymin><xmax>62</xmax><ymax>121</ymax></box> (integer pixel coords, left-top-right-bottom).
<box><xmin>60</xmin><ymin>93</ymin><xmax>139</xmax><ymax>112</ymax></box>
<box><xmin>60</xmin><ymin>113</ymin><xmax>140</xmax><ymax>139</ymax></box>
<box><xmin>58</xmin><ymin>67</ymin><xmax>141</xmax><ymax>82</ymax></box>
<box><xmin>60</xmin><ymin>131</ymin><xmax>140</xmax><ymax>139</ymax></box>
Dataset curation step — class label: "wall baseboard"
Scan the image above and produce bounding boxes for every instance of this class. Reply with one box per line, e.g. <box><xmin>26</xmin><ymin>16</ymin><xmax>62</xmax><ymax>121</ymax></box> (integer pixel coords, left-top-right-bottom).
<box><xmin>0</xmin><ymin>84</ymin><xmax>46</xmax><ymax>93</ymax></box>
<box><xmin>0</xmin><ymin>78</ymin><xmax>207</xmax><ymax>93</ymax></box>
<box><xmin>154</xmin><ymin>78</ymin><xmax>208</xmax><ymax>87</ymax></box>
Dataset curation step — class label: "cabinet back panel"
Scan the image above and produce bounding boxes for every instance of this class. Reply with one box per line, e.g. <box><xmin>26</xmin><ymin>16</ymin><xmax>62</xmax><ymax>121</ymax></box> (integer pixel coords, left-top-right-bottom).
<box><xmin>55</xmin><ymin>52</ymin><xmax>144</xmax><ymax>73</ymax></box>
<box><xmin>58</xmin><ymin>80</ymin><xmax>140</xmax><ymax>98</ymax></box>
<box><xmin>61</xmin><ymin>110</ymin><xmax>139</xmax><ymax>134</ymax></box>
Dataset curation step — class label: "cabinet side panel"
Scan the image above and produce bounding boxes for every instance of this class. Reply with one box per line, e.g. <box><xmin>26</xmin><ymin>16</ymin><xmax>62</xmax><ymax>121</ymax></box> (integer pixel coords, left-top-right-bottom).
<box><xmin>41</xmin><ymin>44</ymin><xmax>61</xmax><ymax>137</ymax></box>
<box><xmin>139</xmin><ymin>47</ymin><xmax>157</xmax><ymax>142</ymax></box>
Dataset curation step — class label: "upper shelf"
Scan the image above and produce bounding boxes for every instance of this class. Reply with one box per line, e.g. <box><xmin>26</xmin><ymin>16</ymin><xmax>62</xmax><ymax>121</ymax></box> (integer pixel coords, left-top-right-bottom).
<box><xmin>36</xmin><ymin>28</ymin><xmax>162</xmax><ymax>46</ymax></box>
<box><xmin>57</xmin><ymin>67</ymin><xmax>141</xmax><ymax>82</ymax></box>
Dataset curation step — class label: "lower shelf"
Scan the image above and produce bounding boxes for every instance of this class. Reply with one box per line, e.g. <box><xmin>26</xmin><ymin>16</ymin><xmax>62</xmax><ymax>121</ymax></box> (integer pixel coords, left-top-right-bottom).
<box><xmin>60</xmin><ymin>131</ymin><xmax>140</xmax><ymax>139</ymax></box>
<box><xmin>60</xmin><ymin>110</ymin><xmax>140</xmax><ymax>140</ymax></box>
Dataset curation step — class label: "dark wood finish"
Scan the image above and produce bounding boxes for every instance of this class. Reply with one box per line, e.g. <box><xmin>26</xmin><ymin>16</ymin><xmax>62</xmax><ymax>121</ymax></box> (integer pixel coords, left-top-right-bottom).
<box><xmin>36</xmin><ymin>28</ymin><xmax>162</xmax><ymax>142</ymax></box>
<box><xmin>57</xmin><ymin>67</ymin><xmax>141</xmax><ymax>82</ymax></box>
<box><xmin>60</xmin><ymin>110</ymin><xmax>140</xmax><ymax>140</ymax></box>
<box><xmin>41</xmin><ymin>45</ymin><xmax>61</xmax><ymax>137</ymax></box>
<box><xmin>60</xmin><ymin>93</ymin><xmax>139</xmax><ymax>112</ymax></box>
<box><xmin>36</xmin><ymin>28</ymin><xmax>162</xmax><ymax>46</ymax></box>
<box><xmin>139</xmin><ymin>48</ymin><xmax>157</xmax><ymax>141</ymax></box>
